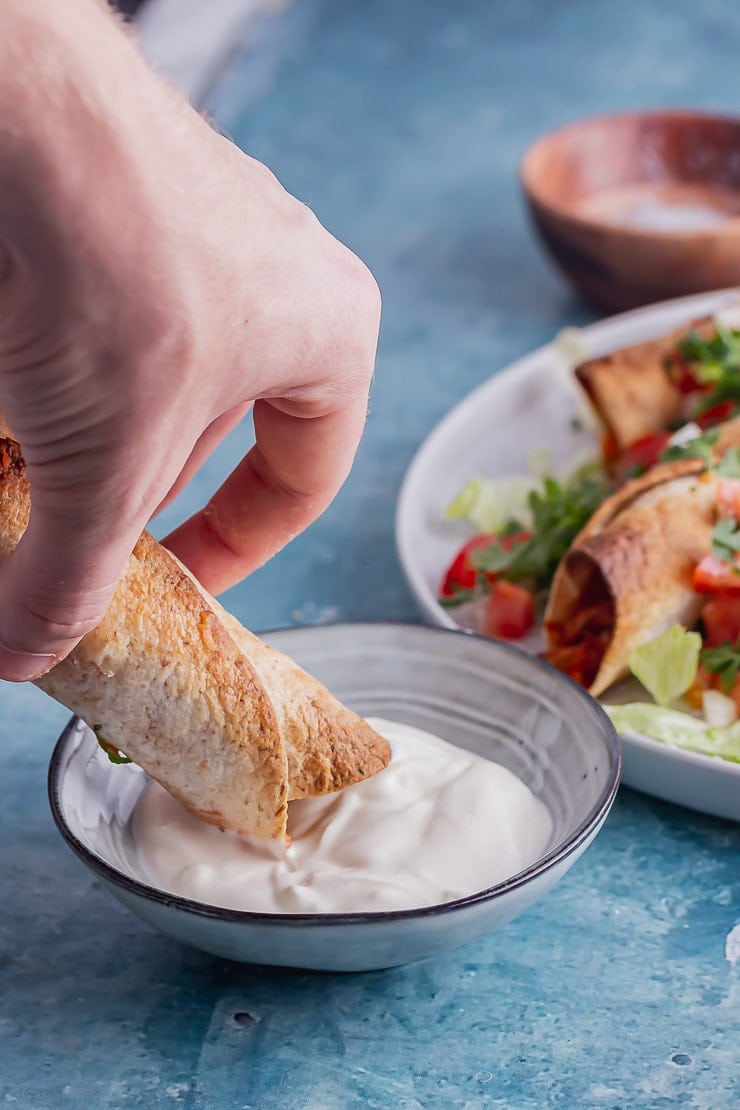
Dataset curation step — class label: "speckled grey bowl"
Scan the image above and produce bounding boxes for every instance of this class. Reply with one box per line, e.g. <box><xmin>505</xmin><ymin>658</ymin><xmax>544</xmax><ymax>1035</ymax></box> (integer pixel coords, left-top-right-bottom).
<box><xmin>48</xmin><ymin>623</ymin><xmax>620</xmax><ymax>972</ymax></box>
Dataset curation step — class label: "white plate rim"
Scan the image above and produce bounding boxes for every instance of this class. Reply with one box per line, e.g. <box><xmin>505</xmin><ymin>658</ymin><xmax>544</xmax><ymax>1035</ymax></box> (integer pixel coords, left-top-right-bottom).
<box><xmin>396</xmin><ymin>287</ymin><xmax>740</xmax><ymax>818</ymax></box>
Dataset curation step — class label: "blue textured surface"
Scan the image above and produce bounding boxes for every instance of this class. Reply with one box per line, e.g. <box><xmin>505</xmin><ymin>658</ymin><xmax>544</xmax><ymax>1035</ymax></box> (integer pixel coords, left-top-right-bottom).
<box><xmin>2</xmin><ymin>0</ymin><xmax>740</xmax><ymax>1106</ymax></box>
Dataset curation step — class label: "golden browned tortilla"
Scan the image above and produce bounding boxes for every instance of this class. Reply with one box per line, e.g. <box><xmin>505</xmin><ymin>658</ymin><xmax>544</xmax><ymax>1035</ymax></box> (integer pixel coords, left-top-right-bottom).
<box><xmin>545</xmin><ymin>417</ymin><xmax>740</xmax><ymax>697</ymax></box>
<box><xmin>574</xmin><ymin>316</ymin><xmax>715</xmax><ymax>453</ymax></box>
<box><xmin>0</xmin><ymin>434</ymin><xmax>390</xmax><ymax>838</ymax></box>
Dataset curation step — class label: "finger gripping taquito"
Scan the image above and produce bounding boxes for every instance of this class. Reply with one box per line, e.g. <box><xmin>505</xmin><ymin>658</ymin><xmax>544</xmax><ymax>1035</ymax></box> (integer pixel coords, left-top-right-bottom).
<box><xmin>0</xmin><ymin>435</ymin><xmax>390</xmax><ymax>837</ymax></box>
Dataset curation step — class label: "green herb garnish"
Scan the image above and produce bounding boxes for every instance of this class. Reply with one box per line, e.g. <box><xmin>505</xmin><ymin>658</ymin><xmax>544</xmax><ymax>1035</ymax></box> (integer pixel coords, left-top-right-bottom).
<box><xmin>620</xmin><ymin>463</ymin><xmax>648</xmax><ymax>481</ymax></box>
<box><xmin>681</xmin><ymin>326</ymin><xmax>740</xmax><ymax>381</ymax></box>
<box><xmin>659</xmin><ymin>429</ymin><xmax>719</xmax><ymax>468</ymax></box>
<box><xmin>439</xmin><ymin>586</ymin><xmax>480</xmax><ymax>608</ymax></box>
<box><xmin>679</xmin><ymin>326</ymin><xmax>740</xmax><ymax>416</ymax></box>
<box><xmin>700</xmin><ymin>641</ymin><xmax>740</xmax><ymax>694</ymax></box>
<box><xmin>470</xmin><ymin>473</ymin><xmax>608</xmax><ymax>592</ymax></box>
<box><xmin>711</xmin><ymin>518</ymin><xmax>740</xmax><ymax>564</ymax></box>
<box><xmin>716</xmin><ymin>447</ymin><xmax>740</xmax><ymax>479</ymax></box>
<box><xmin>92</xmin><ymin>724</ymin><xmax>132</xmax><ymax>765</ymax></box>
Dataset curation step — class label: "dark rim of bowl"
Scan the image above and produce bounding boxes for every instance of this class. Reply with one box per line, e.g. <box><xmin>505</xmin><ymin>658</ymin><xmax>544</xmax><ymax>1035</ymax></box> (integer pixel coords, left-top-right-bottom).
<box><xmin>520</xmin><ymin>107</ymin><xmax>740</xmax><ymax>240</ymax></box>
<box><xmin>47</xmin><ymin>621</ymin><xmax>622</xmax><ymax>928</ymax></box>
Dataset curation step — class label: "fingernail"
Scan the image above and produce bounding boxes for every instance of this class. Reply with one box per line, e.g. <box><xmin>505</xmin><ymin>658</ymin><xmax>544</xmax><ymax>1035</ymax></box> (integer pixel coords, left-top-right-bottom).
<box><xmin>0</xmin><ymin>642</ymin><xmax>57</xmax><ymax>681</ymax></box>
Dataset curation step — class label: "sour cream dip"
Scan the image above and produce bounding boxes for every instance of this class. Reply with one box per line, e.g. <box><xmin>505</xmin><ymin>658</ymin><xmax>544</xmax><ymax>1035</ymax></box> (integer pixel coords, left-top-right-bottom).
<box><xmin>133</xmin><ymin>718</ymin><xmax>552</xmax><ymax>914</ymax></box>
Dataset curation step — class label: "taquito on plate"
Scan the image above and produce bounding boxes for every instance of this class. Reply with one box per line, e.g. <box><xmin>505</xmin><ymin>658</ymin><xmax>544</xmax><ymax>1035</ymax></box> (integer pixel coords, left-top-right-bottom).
<box><xmin>545</xmin><ymin>417</ymin><xmax>740</xmax><ymax>698</ymax></box>
<box><xmin>575</xmin><ymin>317</ymin><xmax>715</xmax><ymax>455</ymax></box>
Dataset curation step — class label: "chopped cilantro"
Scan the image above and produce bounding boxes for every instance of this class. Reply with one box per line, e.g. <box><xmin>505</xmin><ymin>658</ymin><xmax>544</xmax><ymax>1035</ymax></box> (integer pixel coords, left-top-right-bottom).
<box><xmin>679</xmin><ymin>326</ymin><xmax>740</xmax><ymax>416</ymax></box>
<box><xmin>711</xmin><ymin>518</ymin><xmax>740</xmax><ymax>564</ymax></box>
<box><xmin>716</xmin><ymin>447</ymin><xmax>740</xmax><ymax>479</ymax></box>
<box><xmin>700</xmin><ymin>641</ymin><xmax>740</xmax><ymax>693</ymax></box>
<box><xmin>92</xmin><ymin>723</ymin><xmax>132</xmax><ymax>765</ymax></box>
<box><xmin>659</xmin><ymin>429</ymin><xmax>719</xmax><ymax>468</ymax></box>
<box><xmin>681</xmin><ymin>326</ymin><xmax>740</xmax><ymax>376</ymax></box>
<box><xmin>619</xmin><ymin>462</ymin><xmax>648</xmax><ymax>482</ymax></box>
<box><xmin>439</xmin><ymin>586</ymin><xmax>480</xmax><ymax>608</ymax></box>
<box><xmin>469</xmin><ymin>473</ymin><xmax>608</xmax><ymax>591</ymax></box>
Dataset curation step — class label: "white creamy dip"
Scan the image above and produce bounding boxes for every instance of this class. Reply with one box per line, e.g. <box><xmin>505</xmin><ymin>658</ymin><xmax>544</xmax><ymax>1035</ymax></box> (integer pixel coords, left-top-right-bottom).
<box><xmin>133</xmin><ymin>718</ymin><xmax>552</xmax><ymax>914</ymax></box>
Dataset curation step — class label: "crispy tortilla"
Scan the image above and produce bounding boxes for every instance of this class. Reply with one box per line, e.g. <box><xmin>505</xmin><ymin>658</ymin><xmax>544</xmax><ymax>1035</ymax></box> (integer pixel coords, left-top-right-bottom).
<box><xmin>575</xmin><ymin>317</ymin><xmax>715</xmax><ymax>453</ymax></box>
<box><xmin>0</xmin><ymin>435</ymin><xmax>390</xmax><ymax>836</ymax></box>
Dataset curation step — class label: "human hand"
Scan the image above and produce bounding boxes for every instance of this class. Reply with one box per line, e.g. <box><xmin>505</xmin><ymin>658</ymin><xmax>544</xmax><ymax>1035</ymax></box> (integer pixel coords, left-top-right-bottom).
<box><xmin>0</xmin><ymin>0</ymin><xmax>380</xmax><ymax>681</ymax></box>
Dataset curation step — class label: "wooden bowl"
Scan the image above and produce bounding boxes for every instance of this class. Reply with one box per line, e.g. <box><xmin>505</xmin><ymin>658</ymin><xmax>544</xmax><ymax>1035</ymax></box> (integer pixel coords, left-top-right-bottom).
<box><xmin>521</xmin><ymin>110</ymin><xmax>740</xmax><ymax>311</ymax></box>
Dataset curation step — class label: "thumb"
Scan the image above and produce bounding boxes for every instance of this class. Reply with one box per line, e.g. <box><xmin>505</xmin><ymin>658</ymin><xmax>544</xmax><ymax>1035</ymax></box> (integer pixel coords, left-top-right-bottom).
<box><xmin>0</xmin><ymin>478</ymin><xmax>136</xmax><ymax>682</ymax></box>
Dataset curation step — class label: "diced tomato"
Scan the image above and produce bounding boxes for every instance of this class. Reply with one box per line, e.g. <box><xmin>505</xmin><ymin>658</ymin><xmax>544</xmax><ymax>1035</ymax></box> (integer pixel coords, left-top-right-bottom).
<box><xmin>701</xmin><ymin>594</ymin><xmax>740</xmax><ymax>645</ymax></box>
<box><xmin>715</xmin><ymin>477</ymin><xmax>740</xmax><ymax>521</ymax></box>
<box><xmin>439</xmin><ymin>531</ymin><xmax>532</xmax><ymax>598</ymax></box>
<box><xmin>693</xmin><ymin>555</ymin><xmax>740</xmax><ymax>596</ymax></box>
<box><xmin>439</xmin><ymin>534</ymin><xmax>496</xmax><ymax>597</ymax></box>
<box><xmin>612</xmin><ymin>432</ymin><xmax>671</xmax><ymax>483</ymax></box>
<box><xmin>696</xmin><ymin>400</ymin><xmax>738</xmax><ymax>430</ymax></box>
<box><xmin>484</xmin><ymin>580</ymin><xmax>535</xmax><ymax>640</ymax></box>
<box><xmin>601</xmin><ymin>430</ymin><xmax>619</xmax><ymax>465</ymax></box>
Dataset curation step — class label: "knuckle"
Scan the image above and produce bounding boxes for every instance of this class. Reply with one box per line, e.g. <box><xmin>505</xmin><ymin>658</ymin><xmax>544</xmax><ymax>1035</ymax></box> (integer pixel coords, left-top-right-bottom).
<box><xmin>22</xmin><ymin>589</ymin><xmax>106</xmax><ymax>637</ymax></box>
<box><xmin>5</xmin><ymin>600</ymin><xmax>100</xmax><ymax>655</ymax></box>
<box><xmin>332</xmin><ymin>252</ymin><xmax>382</xmax><ymax>357</ymax></box>
<box><xmin>4</xmin><ymin>574</ymin><xmax>115</xmax><ymax>653</ymax></box>
<box><xmin>245</xmin><ymin>153</ymin><xmax>283</xmax><ymax>191</ymax></box>
<box><xmin>299</xmin><ymin>258</ymin><xmax>380</xmax><ymax>389</ymax></box>
<box><xmin>347</xmin><ymin>254</ymin><xmax>382</xmax><ymax>327</ymax></box>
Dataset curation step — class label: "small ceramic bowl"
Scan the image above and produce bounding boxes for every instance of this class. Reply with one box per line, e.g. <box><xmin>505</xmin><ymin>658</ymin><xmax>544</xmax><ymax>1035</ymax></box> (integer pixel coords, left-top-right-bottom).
<box><xmin>48</xmin><ymin>623</ymin><xmax>620</xmax><ymax>972</ymax></box>
<box><xmin>521</xmin><ymin>110</ymin><xmax>740</xmax><ymax>311</ymax></box>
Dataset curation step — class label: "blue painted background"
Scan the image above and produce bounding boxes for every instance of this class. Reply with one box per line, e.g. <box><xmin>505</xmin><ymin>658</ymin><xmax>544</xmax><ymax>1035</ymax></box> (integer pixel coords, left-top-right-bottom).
<box><xmin>2</xmin><ymin>1</ymin><xmax>740</xmax><ymax>1106</ymax></box>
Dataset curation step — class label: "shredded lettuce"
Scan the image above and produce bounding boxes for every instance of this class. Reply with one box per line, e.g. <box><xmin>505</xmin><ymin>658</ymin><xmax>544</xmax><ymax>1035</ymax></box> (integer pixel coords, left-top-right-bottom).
<box><xmin>444</xmin><ymin>475</ymin><xmax>537</xmax><ymax>534</ymax></box>
<box><xmin>469</xmin><ymin>472</ymin><xmax>609</xmax><ymax>592</ymax></box>
<box><xmin>528</xmin><ymin>448</ymin><xmax>552</xmax><ymax>478</ymax></box>
<box><xmin>445</xmin><ymin>453</ymin><xmax>606</xmax><ymax>537</ymax></box>
<box><xmin>606</xmin><ymin>703</ymin><xmax>740</xmax><ymax>764</ymax></box>
<box><xmin>553</xmin><ymin>326</ymin><xmax>589</xmax><ymax>371</ymax></box>
<box><xmin>627</xmin><ymin>626</ymin><xmax>701</xmax><ymax>707</ymax></box>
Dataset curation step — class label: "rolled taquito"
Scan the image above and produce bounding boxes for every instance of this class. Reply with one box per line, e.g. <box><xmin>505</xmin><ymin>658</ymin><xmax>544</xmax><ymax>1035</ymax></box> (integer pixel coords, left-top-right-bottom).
<box><xmin>0</xmin><ymin>435</ymin><xmax>390</xmax><ymax>837</ymax></box>
<box><xmin>575</xmin><ymin>317</ymin><xmax>715</xmax><ymax>454</ymax></box>
<box><xmin>545</xmin><ymin>417</ymin><xmax>740</xmax><ymax>697</ymax></box>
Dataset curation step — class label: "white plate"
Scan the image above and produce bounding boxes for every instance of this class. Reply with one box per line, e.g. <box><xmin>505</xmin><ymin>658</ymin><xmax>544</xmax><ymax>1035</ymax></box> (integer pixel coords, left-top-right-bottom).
<box><xmin>397</xmin><ymin>288</ymin><xmax>740</xmax><ymax>822</ymax></box>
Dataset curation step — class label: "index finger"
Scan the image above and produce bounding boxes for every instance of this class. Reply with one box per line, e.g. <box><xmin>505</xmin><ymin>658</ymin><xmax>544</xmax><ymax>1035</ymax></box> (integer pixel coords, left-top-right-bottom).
<box><xmin>163</xmin><ymin>393</ymin><xmax>369</xmax><ymax>594</ymax></box>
